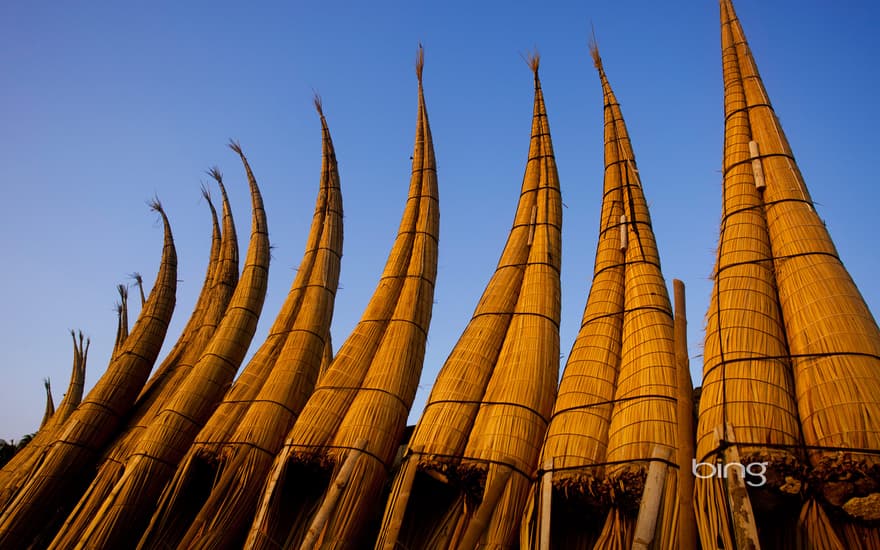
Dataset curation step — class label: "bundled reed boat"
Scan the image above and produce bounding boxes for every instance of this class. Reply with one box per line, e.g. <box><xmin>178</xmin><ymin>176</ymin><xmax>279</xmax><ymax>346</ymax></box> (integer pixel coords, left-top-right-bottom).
<box><xmin>520</xmin><ymin>43</ymin><xmax>687</xmax><ymax>550</ymax></box>
<box><xmin>376</xmin><ymin>53</ymin><xmax>561</xmax><ymax>550</ymax></box>
<box><xmin>245</xmin><ymin>46</ymin><xmax>439</xmax><ymax>550</ymax></box>
<box><xmin>695</xmin><ymin>1</ymin><xmax>880</xmax><ymax>548</ymax></box>
<box><xmin>138</xmin><ymin>98</ymin><xmax>343</xmax><ymax>550</ymax></box>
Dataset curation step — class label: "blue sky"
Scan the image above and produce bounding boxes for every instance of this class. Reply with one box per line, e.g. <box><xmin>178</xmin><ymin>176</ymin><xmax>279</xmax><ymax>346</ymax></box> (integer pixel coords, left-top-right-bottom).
<box><xmin>1</xmin><ymin>1</ymin><xmax>878</xmax><ymax>441</ymax></box>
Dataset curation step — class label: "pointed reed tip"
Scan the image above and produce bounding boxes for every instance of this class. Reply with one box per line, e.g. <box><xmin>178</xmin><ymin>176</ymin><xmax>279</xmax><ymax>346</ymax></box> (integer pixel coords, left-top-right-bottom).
<box><xmin>148</xmin><ymin>196</ymin><xmax>165</xmax><ymax>215</ymax></box>
<box><xmin>589</xmin><ymin>34</ymin><xmax>603</xmax><ymax>72</ymax></box>
<box><xmin>313</xmin><ymin>92</ymin><xmax>324</xmax><ymax>118</ymax></box>
<box><xmin>228</xmin><ymin>138</ymin><xmax>244</xmax><ymax>157</ymax></box>
<box><xmin>524</xmin><ymin>48</ymin><xmax>540</xmax><ymax>75</ymax></box>
<box><xmin>416</xmin><ymin>43</ymin><xmax>424</xmax><ymax>83</ymax></box>
<box><xmin>44</xmin><ymin>378</ymin><xmax>50</xmax><ymax>390</ymax></box>
<box><xmin>199</xmin><ymin>182</ymin><xmax>213</xmax><ymax>203</ymax></box>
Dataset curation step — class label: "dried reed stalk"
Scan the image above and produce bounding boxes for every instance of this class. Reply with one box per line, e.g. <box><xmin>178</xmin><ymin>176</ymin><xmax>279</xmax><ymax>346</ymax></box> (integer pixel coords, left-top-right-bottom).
<box><xmin>247</xmin><ymin>46</ymin><xmax>438</xmax><ymax>549</ymax></box>
<box><xmin>0</xmin><ymin>201</ymin><xmax>177</xmax><ymax>547</ymax></box>
<box><xmin>140</xmin><ymin>98</ymin><xmax>343</xmax><ymax>550</ymax></box>
<box><xmin>55</xmin><ymin>142</ymin><xmax>269</xmax><ymax>549</ymax></box>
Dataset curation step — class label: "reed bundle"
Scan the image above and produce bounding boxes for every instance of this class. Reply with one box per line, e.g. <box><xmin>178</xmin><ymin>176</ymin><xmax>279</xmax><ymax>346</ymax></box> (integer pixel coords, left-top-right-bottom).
<box><xmin>50</xmin><ymin>178</ymin><xmax>238</xmax><ymax>548</ymax></box>
<box><xmin>247</xmin><ymin>47</ymin><xmax>438</xmax><ymax>549</ymax></box>
<box><xmin>522</xmin><ymin>44</ymin><xmax>681</xmax><ymax>549</ymax></box>
<box><xmin>0</xmin><ymin>201</ymin><xmax>177</xmax><ymax>547</ymax></box>
<box><xmin>376</xmin><ymin>54</ymin><xmax>560</xmax><ymax>550</ymax></box>
<box><xmin>53</xmin><ymin>142</ymin><xmax>269</xmax><ymax>549</ymax></box>
<box><xmin>139</xmin><ymin>98</ymin><xmax>343</xmax><ymax>550</ymax></box>
<box><xmin>693</xmin><ymin>1</ymin><xmax>880</xmax><ymax>546</ymax></box>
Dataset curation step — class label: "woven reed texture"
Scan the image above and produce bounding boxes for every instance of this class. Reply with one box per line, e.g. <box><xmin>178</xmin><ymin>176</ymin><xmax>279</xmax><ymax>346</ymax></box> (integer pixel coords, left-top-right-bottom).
<box><xmin>0</xmin><ymin>204</ymin><xmax>177</xmax><ymax>547</ymax></box>
<box><xmin>49</xmin><ymin>176</ymin><xmax>240</xmax><ymax>549</ymax></box>
<box><xmin>54</xmin><ymin>143</ymin><xmax>269</xmax><ymax>549</ymax></box>
<box><xmin>246</xmin><ymin>50</ymin><xmax>438</xmax><ymax>550</ymax></box>
<box><xmin>139</xmin><ymin>100</ymin><xmax>343</xmax><ymax>550</ymax></box>
<box><xmin>376</xmin><ymin>56</ymin><xmax>560</xmax><ymax>550</ymax></box>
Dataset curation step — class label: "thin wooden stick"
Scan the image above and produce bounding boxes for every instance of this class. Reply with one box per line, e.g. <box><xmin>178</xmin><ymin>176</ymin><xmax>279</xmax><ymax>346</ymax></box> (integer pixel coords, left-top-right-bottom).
<box><xmin>718</xmin><ymin>425</ymin><xmax>761</xmax><ymax>550</ymax></box>
<box><xmin>632</xmin><ymin>446</ymin><xmax>672</xmax><ymax>550</ymax></box>
<box><xmin>456</xmin><ymin>466</ymin><xmax>513</xmax><ymax>550</ymax></box>
<box><xmin>378</xmin><ymin>446</ymin><xmax>423</xmax><ymax>550</ymax></box>
<box><xmin>539</xmin><ymin>459</ymin><xmax>553</xmax><ymax>550</ymax></box>
<box><xmin>300</xmin><ymin>439</ymin><xmax>368</xmax><ymax>550</ymax></box>
<box><xmin>673</xmin><ymin>279</ymin><xmax>697</xmax><ymax>550</ymax></box>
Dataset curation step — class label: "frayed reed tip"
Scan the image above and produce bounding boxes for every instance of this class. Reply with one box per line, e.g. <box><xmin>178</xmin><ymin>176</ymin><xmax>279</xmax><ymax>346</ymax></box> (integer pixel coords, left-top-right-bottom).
<box><xmin>589</xmin><ymin>33</ymin><xmax>603</xmax><ymax>72</ymax></box>
<box><xmin>207</xmin><ymin>166</ymin><xmax>223</xmax><ymax>183</ymax></box>
<box><xmin>148</xmin><ymin>196</ymin><xmax>164</xmax><ymax>214</ymax></box>
<box><xmin>416</xmin><ymin>43</ymin><xmax>424</xmax><ymax>83</ymax></box>
<box><xmin>200</xmin><ymin>182</ymin><xmax>213</xmax><ymax>203</ymax></box>
<box><xmin>526</xmin><ymin>49</ymin><xmax>540</xmax><ymax>74</ymax></box>
<box><xmin>314</xmin><ymin>92</ymin><xmax>324</xmax><ymax>117</ymax></box>
<box><xmin>228</xmin><ymin>139</ymin><xmax>244</xmax><ymax>156</ymax></box>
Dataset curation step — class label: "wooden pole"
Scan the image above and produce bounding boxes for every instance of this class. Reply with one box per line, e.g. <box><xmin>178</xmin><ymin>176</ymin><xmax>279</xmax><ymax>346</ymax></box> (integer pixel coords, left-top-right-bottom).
<box><xmin>632</xmin><ymin>446</ymin><xmax>672</xmax><ymax>550</ymax></box>
<box><xmin>299</xmin><ymin>439</ymin><xmax>368</xmax><ymax>550</ymax></box>
<box><xmin>456</xmin><ymin>466</ymin><xmax>512</xmax><ymax>550</ymax></box>
<box><xmin>716</xmin><ymin>425</ymin><xmax>761</xmax><ymax>550</ymax></box>
<box><xmin>377</xmin><ymin>445</ymin><xmax>423</xmax><ymax>550</ymax></box>
<box><xmin>673</xmin><ymin>279</ymin><xmax>697</xmax><ymax>550</ymax></box>
<box><xmin>539</xmin><ymin>459</ymin><xmax>553</xmax><ymax>550</ymax></box>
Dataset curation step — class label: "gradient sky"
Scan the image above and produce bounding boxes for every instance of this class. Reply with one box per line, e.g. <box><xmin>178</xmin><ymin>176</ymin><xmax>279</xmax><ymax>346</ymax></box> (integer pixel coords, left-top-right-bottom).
<box><xmin>1</xmin><ymin>0</ymin><xmax>878</xmax><ymax>441</ymax></box>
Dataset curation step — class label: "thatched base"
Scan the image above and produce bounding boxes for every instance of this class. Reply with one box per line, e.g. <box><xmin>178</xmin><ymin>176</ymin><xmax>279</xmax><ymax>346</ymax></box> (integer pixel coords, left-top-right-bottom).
<box><xmin>553</xmin><ymin>470</ymin><xmax>609</xmax><ymax>509</ymax></box>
